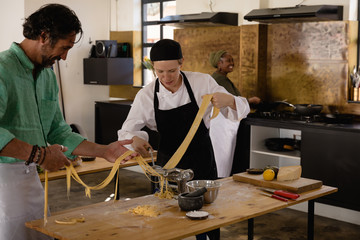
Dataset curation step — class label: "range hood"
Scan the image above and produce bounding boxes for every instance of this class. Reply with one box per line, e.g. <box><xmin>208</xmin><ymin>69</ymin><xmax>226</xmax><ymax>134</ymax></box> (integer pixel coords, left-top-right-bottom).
<box><xmin>158</xmin><ymin>12</ymin><xmax>238</xmax><ymax>28</ymax></box>
<box><xmin>244</xmin><ymin>5</ymin><xmax>343</xmax><ymax>23</ymax></box>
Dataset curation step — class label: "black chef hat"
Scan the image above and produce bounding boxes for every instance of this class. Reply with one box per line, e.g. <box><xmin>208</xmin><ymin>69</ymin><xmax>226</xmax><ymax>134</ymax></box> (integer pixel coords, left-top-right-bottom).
<box><xmin>150</xmin><ymin>39</ymin><xmax>183</xmax><ymax>61</ymax></box>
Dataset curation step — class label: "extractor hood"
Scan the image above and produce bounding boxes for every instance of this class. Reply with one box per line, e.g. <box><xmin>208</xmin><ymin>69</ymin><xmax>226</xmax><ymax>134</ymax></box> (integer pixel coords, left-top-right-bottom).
<box><xmin>158</xmin><ymin>12</ymin><xmax>238</xmax><ymax>28</ymax></box>
<box><xmin>244</xmin><ymin>5</ymin><xmax>343</xmax><ymax>23</ymax></box>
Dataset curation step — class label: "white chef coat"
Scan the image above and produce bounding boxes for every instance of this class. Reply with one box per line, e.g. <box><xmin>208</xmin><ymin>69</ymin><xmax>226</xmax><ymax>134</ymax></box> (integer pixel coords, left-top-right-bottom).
<box><xmin>118</xmin><ymin>71</ymin><xmax>250</xmax><ymax>146</ymax></box>
<box><xmin>0</xmin><ymin>162</ymin><xmax>53</xmax><ymax>240</ymax></box>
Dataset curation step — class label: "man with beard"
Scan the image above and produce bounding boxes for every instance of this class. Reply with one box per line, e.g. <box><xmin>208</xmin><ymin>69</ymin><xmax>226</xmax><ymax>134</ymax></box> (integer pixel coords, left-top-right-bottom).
<box><xmin>0</xmin><ymin>4</ymin><xmax>135</xmax><ymax>240</ymax></box>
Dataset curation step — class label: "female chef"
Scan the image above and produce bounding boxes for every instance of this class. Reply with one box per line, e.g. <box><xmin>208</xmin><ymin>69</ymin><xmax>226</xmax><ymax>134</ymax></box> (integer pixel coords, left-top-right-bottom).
<box><xmin>118</xmin><ymin>39</ymin><xmax>250</xmax><ymax>180</ymax></box>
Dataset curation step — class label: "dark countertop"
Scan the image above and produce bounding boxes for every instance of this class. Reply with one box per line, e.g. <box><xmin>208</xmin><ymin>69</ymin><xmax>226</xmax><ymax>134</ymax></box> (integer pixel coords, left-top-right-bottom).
<box><xmin>244</xmin><ymin>115</ymin><xmax>360</xmax><ymax>133</ymax></box>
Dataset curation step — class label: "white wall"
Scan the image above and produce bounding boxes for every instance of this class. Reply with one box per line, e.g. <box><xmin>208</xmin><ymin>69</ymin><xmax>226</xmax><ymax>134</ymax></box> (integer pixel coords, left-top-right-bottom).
<box><xmin>23</xmin><ymin>0</ymin><xmax>112</xmax><ymax>142</ymax></box>
<box><xmin>111</xmin><ymin>0</ymin><xmax>141</xmax><ymax>31</ymax></box>
<box><xmin>0</xmin><ymin>0</ymin><xmax>24</xmax><ymax>51</ymax></box>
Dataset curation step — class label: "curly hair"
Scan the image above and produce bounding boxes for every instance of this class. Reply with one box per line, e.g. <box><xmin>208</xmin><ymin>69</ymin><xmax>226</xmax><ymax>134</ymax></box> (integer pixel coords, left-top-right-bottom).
<box><xmin>23</xmin><ymin>4</ymin><xmax>83</xmax><ymax>46</ymax></box>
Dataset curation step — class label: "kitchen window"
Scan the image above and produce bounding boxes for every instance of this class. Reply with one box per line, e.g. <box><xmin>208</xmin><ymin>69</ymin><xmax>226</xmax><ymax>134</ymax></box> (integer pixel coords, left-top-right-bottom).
<box><xmin>141</xmin><ymin>0</ymin><xmax>176</xmax><ymax>85</ymax></box>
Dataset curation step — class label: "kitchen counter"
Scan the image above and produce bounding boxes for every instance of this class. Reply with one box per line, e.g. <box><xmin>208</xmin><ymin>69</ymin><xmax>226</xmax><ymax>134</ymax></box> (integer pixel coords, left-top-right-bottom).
<box><xmin>245</xmin><ymin>115</ymin><xmax>360</xmax><ymax>133</ymax></box>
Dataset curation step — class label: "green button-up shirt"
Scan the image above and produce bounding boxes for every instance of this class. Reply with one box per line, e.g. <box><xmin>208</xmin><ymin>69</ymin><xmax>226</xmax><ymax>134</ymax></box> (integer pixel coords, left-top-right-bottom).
<box><xmin>0</xmin><ymin>42</ymin><xmax>85</xmax><ymax>163</ymax></box>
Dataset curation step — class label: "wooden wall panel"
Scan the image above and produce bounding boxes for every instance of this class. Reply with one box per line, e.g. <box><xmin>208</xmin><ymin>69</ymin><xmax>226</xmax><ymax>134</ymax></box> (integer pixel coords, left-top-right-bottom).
<box><xmin>174</xmin><ymin>26</ymin><xmax>264</xmax><ymax>99</ymax></box>
<box><xmin>267</xmin><ymin>21</ymin><xmax>359</xmax><ymax>114</ymax></box>
<box><xmin>174</xmin><ymin>26</ymin><xmax>240</xmax><ymax>87</ymax></box>
<box><xmin>240</xmin><ymin>24</ymin><xmax>267</xmax><ymax>100</ymax></box>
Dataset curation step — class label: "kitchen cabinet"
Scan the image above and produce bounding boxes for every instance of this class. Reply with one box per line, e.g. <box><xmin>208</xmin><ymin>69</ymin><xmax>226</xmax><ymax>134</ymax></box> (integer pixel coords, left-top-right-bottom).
<box><xmin>84</xmin><ymin>58</ymin><xmax>133</xmax><ymax>85</ymax></box>
<box><xmin>301</xmin><ymin>129</ymin><xmax>360</xmax><ymax>211</ymax></box>
<box><xmin>239</xmin><ymin>117</ymin><xmax>360</xmax><ymax>212</ymax></box>
<box><xmin>249</xmin><ymin>126</ymin><xmax>301</xmax><ymax>169</ymax></box>
<box><xmin>95</xmin><ymin>100</ymin><xmax>159</xmax><ymax>149</ymax></box>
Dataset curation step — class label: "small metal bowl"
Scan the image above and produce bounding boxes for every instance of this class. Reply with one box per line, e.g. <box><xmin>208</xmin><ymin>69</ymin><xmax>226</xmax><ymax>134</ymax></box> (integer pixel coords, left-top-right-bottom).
<box><xmin>186</xmin><ymin>180</ymin><xmax>221</xmax><ymax>204</ymax></box>
<box><xmin>178</xmin><ymin>193</ymin><xmax>204</xmax><ymax>211</ymax></box>
<box><xmin>81</xmin><ymin>156</ymin><xmax>96</xmax><ymax>162</ymax></box>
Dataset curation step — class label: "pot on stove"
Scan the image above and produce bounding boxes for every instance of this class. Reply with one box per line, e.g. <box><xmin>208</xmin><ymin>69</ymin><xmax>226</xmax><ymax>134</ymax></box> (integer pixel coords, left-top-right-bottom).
<box><xmin>291</xmin><ymin>104</ymin><xmax>323</xmax><ymax>116</ymax></box>
<box><xmin>255</xmin><ymin>101</ymin><xmax>323</xmax><ymax>116</ymax></box>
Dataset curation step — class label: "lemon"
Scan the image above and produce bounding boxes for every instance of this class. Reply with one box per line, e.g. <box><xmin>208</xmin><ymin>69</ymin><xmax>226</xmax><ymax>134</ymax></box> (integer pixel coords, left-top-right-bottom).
<box><xmin>263</xmin><ymin>169</ymin><xmax>275</xmax><ymax>181</ymax></box>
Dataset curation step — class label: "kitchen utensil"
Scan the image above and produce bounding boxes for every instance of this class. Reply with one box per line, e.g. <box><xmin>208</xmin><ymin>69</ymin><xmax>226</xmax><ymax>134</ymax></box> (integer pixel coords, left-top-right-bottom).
<box><xmin>81</xmin><ymin>156</ymin><xmax>96</xmax><ymax>162</ymax></box>
<box><xmin>254</xmin><ymin>101</ymin><xmax>290</xmax><ymax>112</ymax></box>
<box><xmin>185</xmin><ymin>187</ymin><xmax>207</xmax><ymax>197</ymax></box>
<box><xmin>186</xmin><ymin>180</ymin><xmax>221</xmax><ymax>204</ymax></box>
<box><xmin>178</xmin><ymin>192</ymin><xmax>204</xmax><ymax>211</ymax></box>
<box><xmin>265</xmin><ymin>138</ymin><xmax>301</xmax><ymax>151</ymax></box>
<box><xmin>258</xmin><ymin>187</ymin><xmax>300</xmax><ymax>199</ymax></box>
<box><xmin>260</xmin><ymin>191</ymin><xmax>288</xmax><ymax>202</ymax></box>
<box><xmin>254</xmin><ymin>101</ymin><xmax>323</xmax><ymax>116</ymax></box>
<box><xmin>148</xmin><ymin>148</ymin><xmax>155</xmax><ymax>166</ymax></box>
<box><xmin>164</xmin><ymin>168</ymin><xmax>194</xmax><ymax>193</ymax></box>
<box><xmin>273</xmin><ymin>101</ymin><xmax>323</xmax><ymax>116</ymax></box>
<box><xmin>246</xmin><ymin>168</ymin><xmax>264</xmax><ymax>174</ymax></box>
<box><xmin>293</xmin><ymin>104</ymin><xmax>323</xmax><ymax>116</ymax></box>
<box><xmin>324</xmin><ymin>113</ymin><xmax>354</xmax><ymax>124</ymax></box>
<box><xmin>186</xmin><ymin>210</ymin><xmax>209</xmax><ymax>220</ymax></box>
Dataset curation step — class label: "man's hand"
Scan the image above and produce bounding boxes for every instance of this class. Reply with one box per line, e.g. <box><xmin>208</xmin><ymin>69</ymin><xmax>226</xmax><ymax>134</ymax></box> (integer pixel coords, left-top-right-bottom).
<box><xmin>40</xmin><ymin>144</ymin><xmax>71</xmax><ymax>172</ymax></box>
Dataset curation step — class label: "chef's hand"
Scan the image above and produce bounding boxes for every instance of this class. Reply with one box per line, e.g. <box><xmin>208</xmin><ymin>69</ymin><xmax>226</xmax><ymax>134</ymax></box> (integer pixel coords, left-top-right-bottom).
<box><xmin>131</xmin><ymin>136</ymin><xmax>151</xmax><ymax>157</ymax></box>
<box><xmin>40</xmin><ymin>144</ymin><xmax>71</xmax><ymax>172</ymax></box>
<box><xmin>103</xmin><ymin>140</ymin><xmax>138</xmax><ymax>164</ymax></box>
<box><xmin>248</xmin><ymin>96</ymin><xmax>261</xmax><ymax>105</ymax></box>
<box><xmin>211</xmin><ymin>92</ymin><xmax>236</xmax><ymax>110</ymax></box>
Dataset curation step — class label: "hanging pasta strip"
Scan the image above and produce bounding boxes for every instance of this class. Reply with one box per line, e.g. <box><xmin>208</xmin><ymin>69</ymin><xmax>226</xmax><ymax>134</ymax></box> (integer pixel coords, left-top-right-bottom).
<box><xmin>44</xmin><ymin>171</ymin><xmax>48</xmax><ymax>226</ymax></box>
<box><xmin>163</xmin><ymin>94</ymin><xmax>218</xmax><ymax>169</ymax></box>
<box><xmin>65</xmin><ymin>150</ymin><xmax>133</xmax><ymax>198</ymax></box>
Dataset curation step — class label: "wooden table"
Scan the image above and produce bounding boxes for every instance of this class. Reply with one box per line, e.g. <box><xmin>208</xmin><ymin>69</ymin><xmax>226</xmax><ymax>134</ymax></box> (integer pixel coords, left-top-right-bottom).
<box><xmin>26</xmin><ymin>177</ymin><xmax>337</xmax><ymax>240</ymax></box>
<box><xmin>38</xmin><ymin>157</ymin><xmax>154</xmax><ymax>182</ymax></box>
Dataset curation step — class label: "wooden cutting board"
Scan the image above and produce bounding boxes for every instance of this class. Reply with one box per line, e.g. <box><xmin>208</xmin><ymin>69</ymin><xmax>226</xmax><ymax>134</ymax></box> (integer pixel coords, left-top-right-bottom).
<box><xmin>233</xmin><ymin>172</ymin><xmax>322</xmax><ymax>193</ymax></box>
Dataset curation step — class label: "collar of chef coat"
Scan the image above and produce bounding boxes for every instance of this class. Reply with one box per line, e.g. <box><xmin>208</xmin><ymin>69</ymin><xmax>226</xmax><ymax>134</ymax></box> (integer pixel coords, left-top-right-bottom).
<box><xmin>156</xmin><ymin>73</ymin><xmax>192</xmax><ymax>110</ymax></box>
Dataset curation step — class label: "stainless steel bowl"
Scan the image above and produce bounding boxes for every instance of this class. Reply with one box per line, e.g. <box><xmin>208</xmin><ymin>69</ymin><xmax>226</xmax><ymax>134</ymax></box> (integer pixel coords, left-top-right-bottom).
<box><xmin>186</xmin><ymin>180</ymin><xmax>221</xmax><ymax>204</ymax></box>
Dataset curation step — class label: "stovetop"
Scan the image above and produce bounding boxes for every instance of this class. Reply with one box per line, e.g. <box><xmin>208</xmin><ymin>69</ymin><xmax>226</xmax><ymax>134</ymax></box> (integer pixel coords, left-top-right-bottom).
<box><xmin>248</xmin><ymin>111</ymin><xmax>357</xmax><ymax>125</ymax></box>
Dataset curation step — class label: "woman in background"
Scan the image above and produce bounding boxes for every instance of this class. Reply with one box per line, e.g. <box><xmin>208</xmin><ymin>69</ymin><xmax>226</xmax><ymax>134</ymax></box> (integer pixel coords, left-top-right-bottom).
<box><xmin>209</xmin><ymin>50</ymin><xmax>260</xmax><ymax>177</ymax></box>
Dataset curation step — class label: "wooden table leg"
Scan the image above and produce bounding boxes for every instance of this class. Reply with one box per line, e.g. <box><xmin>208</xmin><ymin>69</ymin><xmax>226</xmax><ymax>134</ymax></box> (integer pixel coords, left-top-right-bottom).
<box><xmin>308</xmin><ymin>200</ymin><xmax>315</xmax><ymax>240</ymax></box>
<box><xmin>248</xmin><ymin>218</ymin><xmax>254</xmax><ymax>240</ymax></box>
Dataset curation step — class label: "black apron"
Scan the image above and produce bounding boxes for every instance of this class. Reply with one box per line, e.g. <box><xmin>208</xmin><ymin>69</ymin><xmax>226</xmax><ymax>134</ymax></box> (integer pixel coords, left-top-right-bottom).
<box><xmin>154</xmin><ymin>71</ymin><xmax>217</xmax><ymax>180</ymax></box>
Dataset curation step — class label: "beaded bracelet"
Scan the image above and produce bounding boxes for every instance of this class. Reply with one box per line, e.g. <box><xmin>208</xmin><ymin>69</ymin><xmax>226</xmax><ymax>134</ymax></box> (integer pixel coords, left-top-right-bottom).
<box><xmin>25</xmin><ymin>145</ymin><xmax>38</xmax><ymax>165</ymax></box>
<box><xmin>34</xmin><ymin>146</ymin><xmax>42</xmax><ymax>164</ymax></box>
<box><xmin>38</xmin><ymin>147</ymin><xmax>46</xmax><ymax>166</ymax></box>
